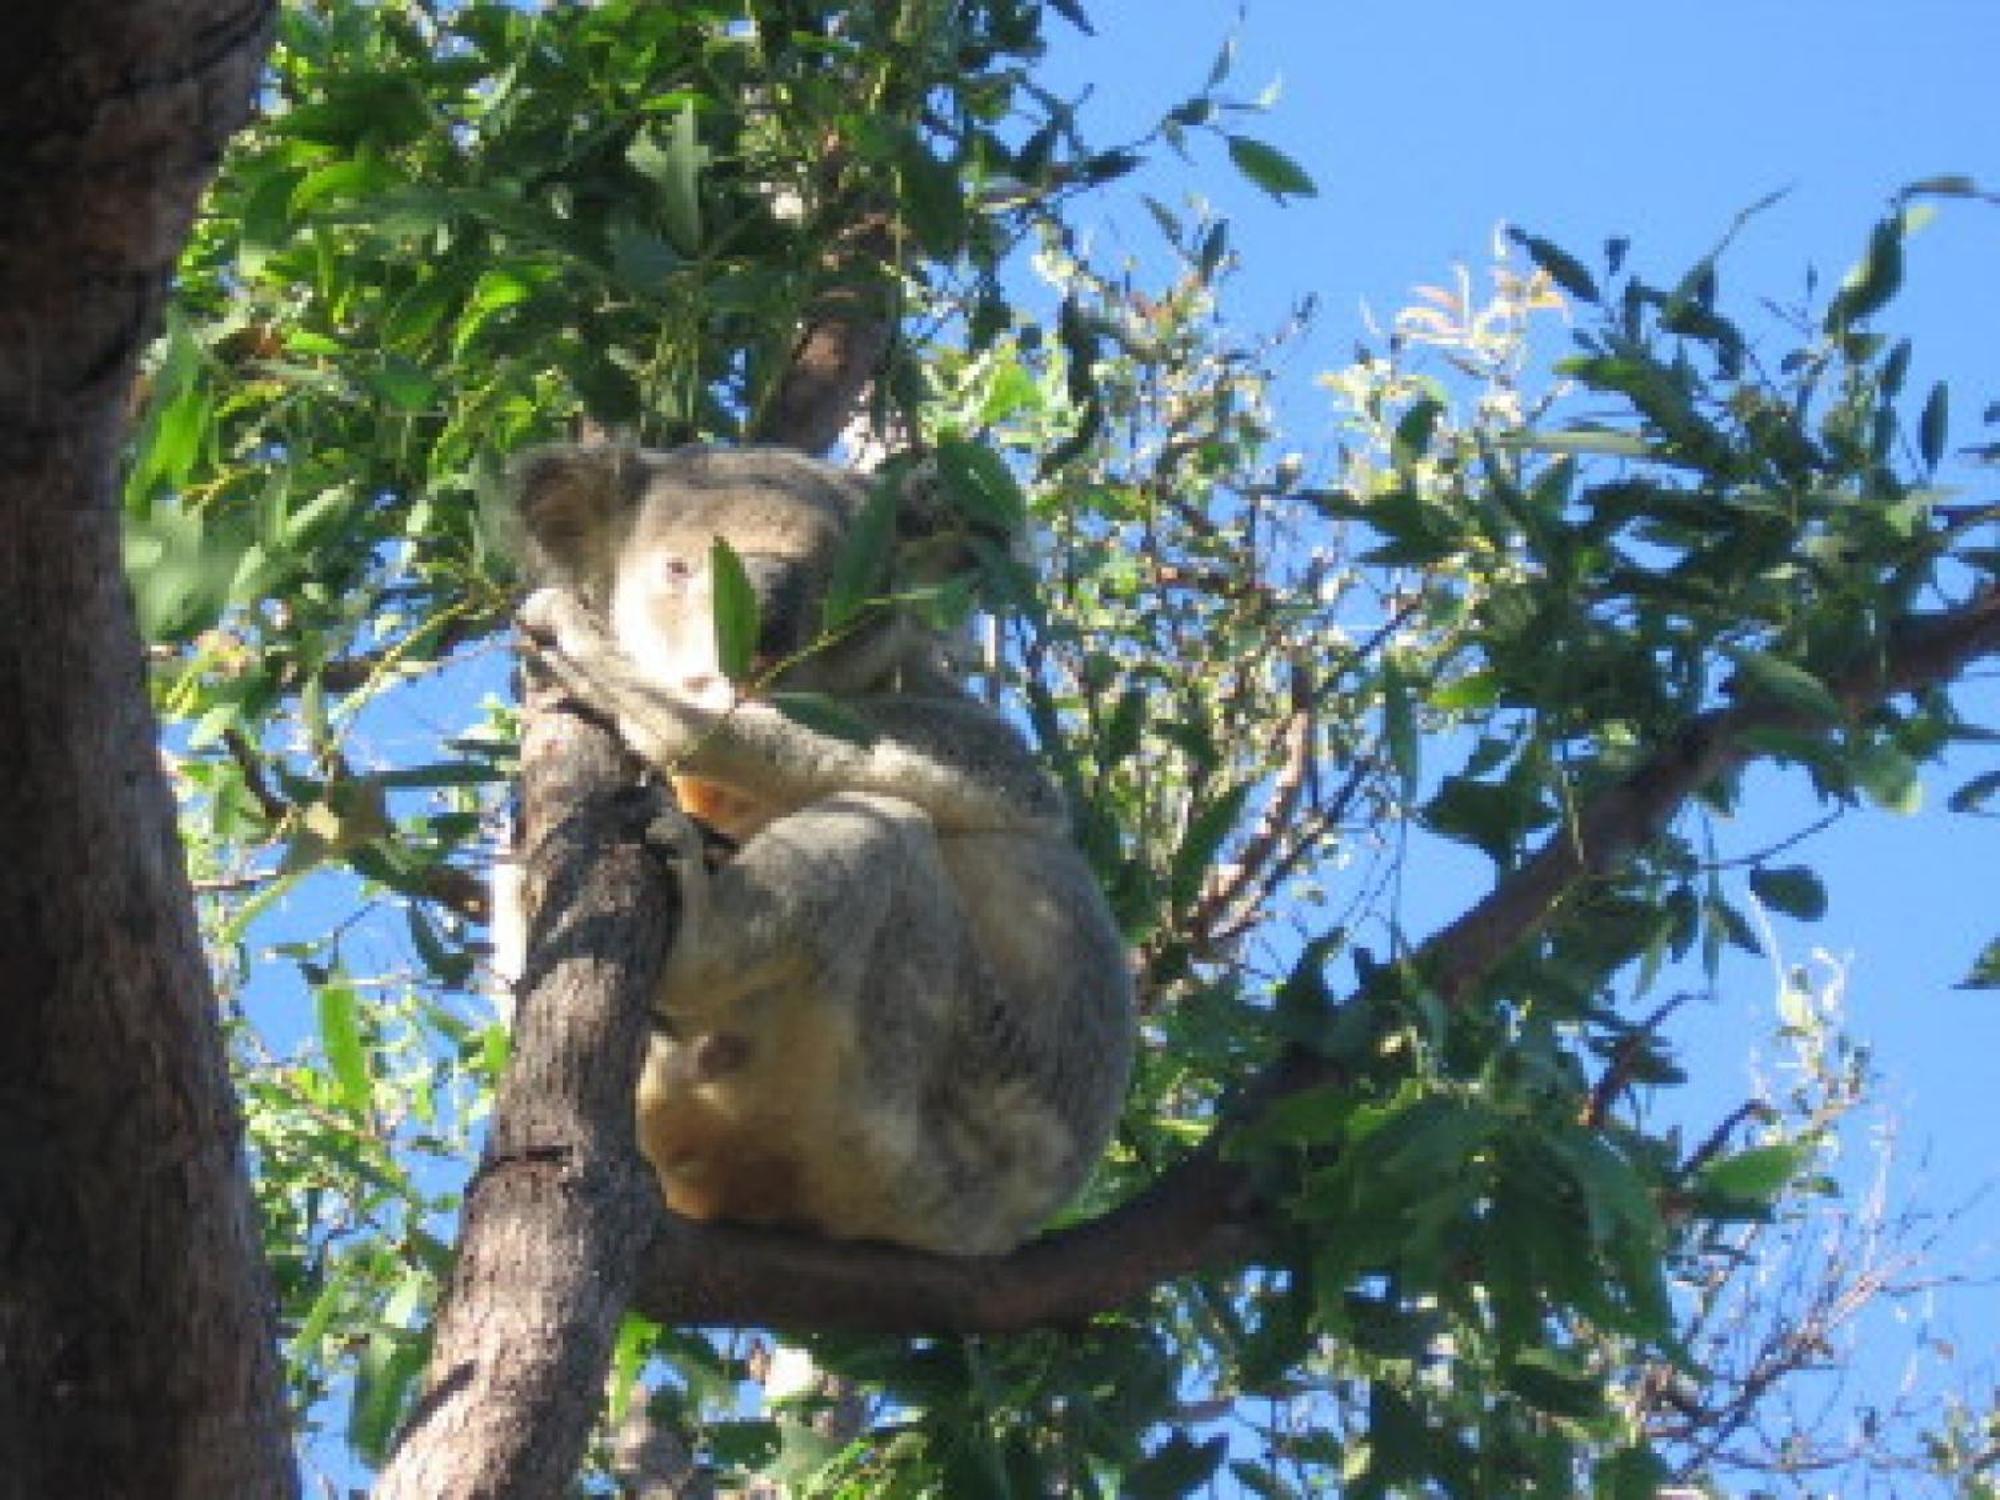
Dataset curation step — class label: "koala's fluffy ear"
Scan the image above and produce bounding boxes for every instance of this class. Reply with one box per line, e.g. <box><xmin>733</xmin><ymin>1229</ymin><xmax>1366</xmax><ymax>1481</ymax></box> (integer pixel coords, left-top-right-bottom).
<box><xmin>508</xmin><ymin>444</ymin><xmax>649</xmax><ymax>598</ymax></box>
<box><xmin>885</xmin><ymin>457</ymin><xmax>1021</xmax><ymax>585</ymax></box>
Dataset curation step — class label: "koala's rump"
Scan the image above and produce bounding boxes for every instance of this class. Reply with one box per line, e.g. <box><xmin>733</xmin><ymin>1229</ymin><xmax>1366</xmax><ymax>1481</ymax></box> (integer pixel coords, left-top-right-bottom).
<box><xmin>635</xmin><ymin>798</ymin><xmax>1131</xmax><ymax>1254</ymax></box>
<box><xmin>636</xmin><ymin>988</ymin><xmax>896</xmax><ymax>1235</ymax></box>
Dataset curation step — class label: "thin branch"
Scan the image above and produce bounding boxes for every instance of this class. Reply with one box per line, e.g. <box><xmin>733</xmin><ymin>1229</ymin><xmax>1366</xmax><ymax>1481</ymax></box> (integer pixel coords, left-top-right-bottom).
<box><xmin>221</xmin><ymin>728</ymin><xmax>491</xmax><ymax>924</ymax></box>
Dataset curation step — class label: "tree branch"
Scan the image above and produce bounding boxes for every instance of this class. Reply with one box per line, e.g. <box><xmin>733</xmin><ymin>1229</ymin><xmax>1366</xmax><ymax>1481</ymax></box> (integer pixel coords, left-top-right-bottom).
<box><xmin>628</xmin><ymin>586</ymin><xmax>2000</xmax><ymax>1334</ymax></box>
<box><xmin>378</xmin><ymin>669</ymin><xmax>676</xmax><ymax>1497</ymax></box>
<box><xmin>0</xmin><ymin>3</ymin><xmax>293</xmax><ymax>1495</ymax></box>
<box><xmin>749</xmin><ymin>214</ymin><xmax>896</xmax><ymax>455</ymax></box>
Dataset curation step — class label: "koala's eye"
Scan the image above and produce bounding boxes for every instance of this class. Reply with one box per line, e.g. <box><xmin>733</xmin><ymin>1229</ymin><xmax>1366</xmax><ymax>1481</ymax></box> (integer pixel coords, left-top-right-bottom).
<box><xmin>649</xmin><ymin>554</ymin><xmax>695</xmax><ymax>587</ymax></box>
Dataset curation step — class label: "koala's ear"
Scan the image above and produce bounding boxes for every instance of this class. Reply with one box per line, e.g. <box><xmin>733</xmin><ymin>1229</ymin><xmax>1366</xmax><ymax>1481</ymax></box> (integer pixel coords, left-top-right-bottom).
<box><xmin>508</xmin><ymin>444</ymin><xmax>647</xmax><ymax>591</ymax></box>
<box><xmin>886</xmin><ymin>454</ymin><xmax>1023</xmax><ymax>585</ymax></box>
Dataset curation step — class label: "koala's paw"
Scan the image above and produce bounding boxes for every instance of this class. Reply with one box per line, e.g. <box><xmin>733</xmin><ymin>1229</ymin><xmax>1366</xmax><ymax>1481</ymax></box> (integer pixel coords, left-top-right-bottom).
<box><xmin>517</xmin><ymin>587</ymin><xmax>596</xmax><ymax>653</ymax></box>
<box><xmin>642</xmin><ymin>804</ymin><xmax>708</xmax><ymax>868</ymax></box>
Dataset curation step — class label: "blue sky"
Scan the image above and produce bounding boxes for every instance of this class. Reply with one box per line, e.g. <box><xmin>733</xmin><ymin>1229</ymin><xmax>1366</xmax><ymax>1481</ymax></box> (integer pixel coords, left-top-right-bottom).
<box><xmin>1043</xmin><ymin>0</ymin><xmax>2000</xmax><ymax>1465</ymax></box>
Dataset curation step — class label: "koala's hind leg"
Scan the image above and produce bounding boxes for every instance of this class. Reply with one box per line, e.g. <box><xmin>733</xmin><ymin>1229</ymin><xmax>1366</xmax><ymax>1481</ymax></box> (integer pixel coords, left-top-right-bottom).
<box><xmin>638</xmin><ymin>792</ymin><xmax>979</xmax><ymax>1245</ymax></box>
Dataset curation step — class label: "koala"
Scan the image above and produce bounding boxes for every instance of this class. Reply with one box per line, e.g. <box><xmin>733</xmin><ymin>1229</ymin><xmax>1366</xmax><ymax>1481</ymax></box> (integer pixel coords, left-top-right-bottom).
<box><xmin>510</xmin><ymin>444</ymin><xmax>1134</xmax><ymax>1255</ymax></box>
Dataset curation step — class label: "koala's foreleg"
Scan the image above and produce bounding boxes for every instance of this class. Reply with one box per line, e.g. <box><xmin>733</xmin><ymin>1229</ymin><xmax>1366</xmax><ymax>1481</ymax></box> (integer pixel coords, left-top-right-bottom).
<box><xmin>519</xmin><ymin>587</ymin><xmax>725</xmax><ymax>769</ymax></box>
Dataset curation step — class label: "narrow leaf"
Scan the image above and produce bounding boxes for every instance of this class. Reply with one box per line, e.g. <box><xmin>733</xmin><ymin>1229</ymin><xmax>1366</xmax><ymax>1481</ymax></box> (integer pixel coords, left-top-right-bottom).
<box><xmin>1725</xmin><ymin>647</ymin><xmax>1843</xmax><ymax>722</ymax></box>
<box><xmin>1958</xmin><ymin>935</ymin><xmax>2000</xmax><ymax>990</ymax></box>
<box><xmin>317</xmin><ymin>978</ymin><xmax>373</xmax><ymax>1119</ymax></box>
<box><xmin>822</xmin><ymin>482</ymin><xmax>897</xmax><ymax>630</ymax></box>
<box><xmin>1919</xmin><ymin>380</ymin><xmax>1949</xmax><ymax>469</ymax></box>
<box><xmin>1171</xmin><ymin>782</ymin><xmax>1251</xmax><ymax>911</ymax></box>
<box><xmin>709</xmin><ymin>536</ymin><xmax>760</xmax><ymax>683</ymax></box>
<box><xmin>768</xmin><ymin>691</ymin><xmax>878</xmax><ymax>745</ymax></box>
<box><xmin>936</xmin><ymin>438</ymin><xmax>1028</xmax><ymax>532</ymax></box>
<box><xmin>1509</xmin><ymin>226</ymin><xmax>1600</xmax><ymax>303</ymax></box>
<box><xmin>1697</xmin><ymin>1141</ymin><xmax>1809</xmax><ymax>1202</ymax></box>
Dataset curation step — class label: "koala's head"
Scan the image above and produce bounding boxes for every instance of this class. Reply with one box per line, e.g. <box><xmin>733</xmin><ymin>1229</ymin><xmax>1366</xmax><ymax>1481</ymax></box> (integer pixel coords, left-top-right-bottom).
<box><xmin>510</xmin><ymin>443</ymin><xmax>962</xmax><ymax>696</ymax></box>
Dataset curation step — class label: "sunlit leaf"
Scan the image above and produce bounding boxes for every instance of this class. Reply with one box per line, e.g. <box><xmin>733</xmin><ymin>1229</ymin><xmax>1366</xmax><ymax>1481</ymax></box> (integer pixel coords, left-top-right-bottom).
<box><xmin>1696</xmin><ymin>1141</ymin><xmax>1809</xmax><ymax>1202</ymax></box>
<box><xmin>1225</xmin><ymin>135</ymin><xmax>1317</xmax><ymax>201</ymax></box>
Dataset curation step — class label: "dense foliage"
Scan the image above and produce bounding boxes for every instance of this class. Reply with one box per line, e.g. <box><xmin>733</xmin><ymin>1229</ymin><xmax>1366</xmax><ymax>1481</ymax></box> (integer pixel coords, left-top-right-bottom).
<box><xmin>133</xmin><ymin>1</ymin><xmax>2000</xmax><ymax>1492</ymax></box>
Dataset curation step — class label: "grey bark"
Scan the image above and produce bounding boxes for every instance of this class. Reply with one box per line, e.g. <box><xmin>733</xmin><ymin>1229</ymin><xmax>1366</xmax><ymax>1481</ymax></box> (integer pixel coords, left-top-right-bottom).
<box><xmin>0</xmin><ymin>2</ymin><xmax>294</xmax><ymax>1497</ymax></box>
<box><xmin>376</xmin><ymin>677</ymin><xmax>676</xmax><ymax>1498</ymax></box>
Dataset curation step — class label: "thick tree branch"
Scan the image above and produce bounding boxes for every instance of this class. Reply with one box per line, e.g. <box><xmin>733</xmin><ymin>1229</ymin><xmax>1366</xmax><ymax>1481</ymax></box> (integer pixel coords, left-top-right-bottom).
<box><xmin>0</xmin><ymin>3</ymin><xmax>292</xmax><ymax>1496</ymax></box>
<box><xmin>377</xmin><ymin>671</ymin><xmax>676</xmax><ymax>1498</ymax></box>
<box><xmin>749</xmin><ymin>214</ymin><xmax>896</xmax><ymax>455</ymax></box>
<box><xmin>628</xmin><ymin>586</ymin><xmax>2000</xmax><ymax>1334</ymax></box>
<box><xmin>1424</xmin><ymin>587</ymin><xmax>2000</xmax><ymax>1004</ymax></box>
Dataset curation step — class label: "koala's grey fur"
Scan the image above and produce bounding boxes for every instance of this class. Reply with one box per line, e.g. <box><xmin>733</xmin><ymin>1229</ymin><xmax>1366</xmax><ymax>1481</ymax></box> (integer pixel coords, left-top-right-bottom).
<box><xmin>511</xmin><ymin>444</ymin><xmax>1133</xmax><ymax>1254</ymax></box>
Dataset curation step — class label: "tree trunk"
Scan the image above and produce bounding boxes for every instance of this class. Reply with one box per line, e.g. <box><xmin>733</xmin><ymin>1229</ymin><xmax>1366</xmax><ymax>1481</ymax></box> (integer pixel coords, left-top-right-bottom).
<box><xmin>0</xmin><ymin>3</ymin><xmax>292</xmax><ymax>1496</ymax></box>
<box><xmin>376</xmin><ymin>678</ymin><xmax>676</xmax><ymax>1498</ymax></box>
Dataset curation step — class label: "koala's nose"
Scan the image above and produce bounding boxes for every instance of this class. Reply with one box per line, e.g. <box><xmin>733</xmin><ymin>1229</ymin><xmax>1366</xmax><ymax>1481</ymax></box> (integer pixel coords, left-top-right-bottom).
<box><xmin>678</xmin><ymin>672</ymin><xmax>735</xmax><ymax>710</ymax></box>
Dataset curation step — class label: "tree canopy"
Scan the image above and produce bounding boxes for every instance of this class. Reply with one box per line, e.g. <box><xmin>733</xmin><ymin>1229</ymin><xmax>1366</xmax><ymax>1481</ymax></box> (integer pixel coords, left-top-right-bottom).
<box><xmin>16</xmin><ymin>0</ymin><xmax>2000</xmax><ymax>1495</ymax></box>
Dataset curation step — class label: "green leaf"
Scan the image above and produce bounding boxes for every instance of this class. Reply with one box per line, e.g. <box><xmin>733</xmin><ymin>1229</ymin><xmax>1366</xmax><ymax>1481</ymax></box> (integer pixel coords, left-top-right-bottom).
<box><xmin>1919</xmin><ymin>380</ymin><xmax>1949</xmax><ymax>469</ymax></box>
<box><xmin>367</xmin><ymin>355</ymin><xmax>438</xmax><ymax>412</ymax></box>
<box><xmin>1503</xmin><ymin>1349</ymin><xmax>1606</xmax><ymax>1421</ymax></box>
<box><xmin>1171</xmin><ymin>782</ymin><xmax>1251</xmax><ymax>912</ymax></box>
<box><xmin>1382</xmin><ymin>659</ymin><xmax>1418</xmax><ymax>797</ymax></box>
<box><xmin>895</xmin><ymin>131</ymin><xmax>967</xmax><ymax>254</ymax></box>
<box><xmin>1826</xmin><ymin>215</ymin><xmax>1904</xmax><ymax>329</ymax></box>
<box><xmin>627</xmin><ymin>103</ymin><xmax>706</xmax><ymax>254</ymax></box>
<box><xmin>1725</xmin><ymin>647</ymin><xmax>1842</xmax><ymax>722</ymax></box>
<box><xmin>767</xmin><ymin>692</ymin><xmax>878</xmax><ymax>745</ymax></box>
<box><xmin>608</xmin><ymin>219</ymin><xmax>680</xmax><ymax>292</ymax></box>
<box><xmin>1225</xmin><ymin>135</ymin><xmax>1317</xmax><ymax>201</ymax></box>
<box><xmin>1595</xmin><ymin>1445</ymin><xmax>1670</xmax><ymax>1500</ymax></box>
<box><xmin>935</xmin><ymin>437</ymin><xmax>1028</xmax><ymax>532</ymax></box>
<box><xmin>1046</xmin><ymin>0</ymin><xmax>1095</xmax><ymax>35</ymax></box>
<box><xmin>1508</xmin><ymin>227</ymin><xmax>1600</xmax><ymax>303</ymax></box>
<box><xmin>1949</xmin><ymin>768</ymin><xmax>2000</xmax><ymax>813</ymax></box>
<box><xmin>348</xmin><ymin>1322</ymin><xmax>426</xmax><ymax>1465</ymax></box>
<box><xmin>709</xmin><ymin>537</ymin><xmax>760</xmax><ymax>683</ymax></box>
<box><xmin>1697</xmin><ymin>1141</ymin><xmax>1809</xmax><ymax>1202</ymax></box>
<box><xmin>1854</xmin><ymin>740</ymin><xmax>1921</xmax><ymax>813</ymax></box>
<box><xmin>822</xmin><ymin>481</ymin><xmax>898</xmax><ymax>630</ymax></box>
<box><xmin>316</xmin><ymin>977</ymin><xmax>374</xmax><ymax>1119</ymax></box>
<box><xmin>1101</xmin><ymin>686</ymin><xmax>1146</xmax><ymax>768</ymax></box>
<box><xmin>288</xmin><ymin>151</ymin><xmax>399</xmax><ymax>215</ymax></box>
<box><xmin>406</xmin><ymin>904</ymin><xmax>474</xmax><ymax>988</ymax></box>
<box><xmin>1748</xmin><ymin>864</ymin><xmax>1828</xmax><ymax>921</ymax></box>
<box><xmin>1126</xmin><ymin>1431</ymin><xmax>1228</xmax><ymax>1499</ymax></box>
<box><xmin>1392</xmin><ymin>397</ymin><xmax>1442</xmax><ymax>468</ymax></box>
<box><xmin>1959</xmin><ymin>935</ymin><xmax>2000</xmax><ymax>990</ymax></box>
<box><xmin>1502</xmin><ymin>427</ymin><xmax>1654</xmax><ymax>460</ymax></box>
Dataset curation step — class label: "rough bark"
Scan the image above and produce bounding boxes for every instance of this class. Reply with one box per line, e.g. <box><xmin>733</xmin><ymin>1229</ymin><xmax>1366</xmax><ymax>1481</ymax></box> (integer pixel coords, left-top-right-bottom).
<box><xmin>376</xmin><ymin>676</ymin><xmax>676</xmax><ymax>1498</ymax></box>
<box><xmin>0</xmin><ymin>3</ymin><xmax>292</xmax><ymax>1497</ymax></box>
<box><xmin>749</xmin><ymin>216</ymin><xmax>897</xmax><ymax>455</ymax></box>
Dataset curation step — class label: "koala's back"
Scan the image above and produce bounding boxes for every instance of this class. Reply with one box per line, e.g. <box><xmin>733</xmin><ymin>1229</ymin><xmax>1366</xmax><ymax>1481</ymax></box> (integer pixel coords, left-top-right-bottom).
<box><xmin>639</xmin><ymin>793</ymin><xmax>1132</xmax><ymax>1256</ymax></box>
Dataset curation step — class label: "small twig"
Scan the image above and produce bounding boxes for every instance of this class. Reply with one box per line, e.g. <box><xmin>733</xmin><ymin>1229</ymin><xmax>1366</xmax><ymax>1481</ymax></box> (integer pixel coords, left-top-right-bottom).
<box><xmin>1582</xmin><ymin>994</ymin><xmax>1690</xmax><ymax>1129</ymax></box>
